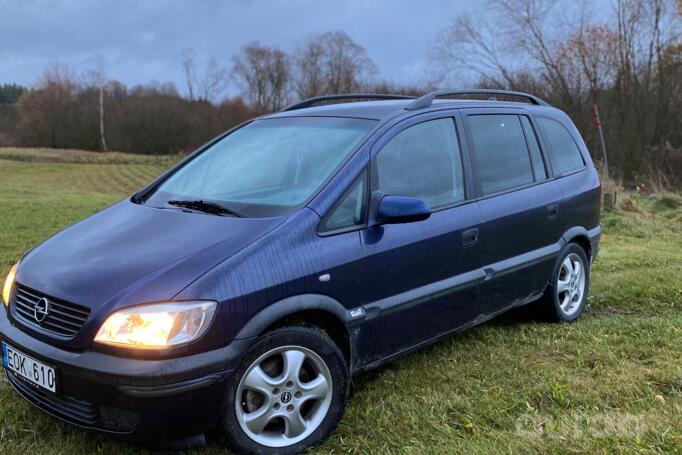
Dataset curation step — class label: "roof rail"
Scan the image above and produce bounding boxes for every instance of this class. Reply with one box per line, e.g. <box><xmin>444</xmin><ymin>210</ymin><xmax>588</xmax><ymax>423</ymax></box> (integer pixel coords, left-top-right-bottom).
<box><xmin>404</xmin><ymin>89</ymin><xmax>551</xmax><ymax>110</ymax></box>
<box><xmin>283</xmin><ymin>94</ymin><xmax>416</xmax><ymax>112</ymax></box>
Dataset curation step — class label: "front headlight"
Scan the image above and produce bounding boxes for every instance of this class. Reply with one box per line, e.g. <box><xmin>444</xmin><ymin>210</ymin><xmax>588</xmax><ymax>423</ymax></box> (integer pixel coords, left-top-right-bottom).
<box><xmin>94</xmin><ymin>301</ymin><xmax>217</xmax><ymax>349</ymax></box>
<box><xmin>2</xmin><ymin>263</ymin><xmax>17</xmax><ymax>307</ymax></box>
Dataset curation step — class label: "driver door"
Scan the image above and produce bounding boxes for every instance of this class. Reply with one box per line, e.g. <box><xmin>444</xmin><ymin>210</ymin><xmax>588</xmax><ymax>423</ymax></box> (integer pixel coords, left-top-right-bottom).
<box><xmin>356</xmin><ymin>113</ymin><xmax>485</xmax><ymax>365</ymax></box>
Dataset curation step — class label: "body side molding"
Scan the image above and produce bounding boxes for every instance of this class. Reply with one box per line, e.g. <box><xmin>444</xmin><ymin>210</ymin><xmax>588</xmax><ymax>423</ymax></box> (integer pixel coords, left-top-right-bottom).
<box><xmin>363</xmin><ymin>268</ymin><xmax>487</xmax><ymax>320</ymax></box>
<box><xmin>363</xmin><ymin>241</ymin><xmax>564</xmax><ymax>321</ymax></box>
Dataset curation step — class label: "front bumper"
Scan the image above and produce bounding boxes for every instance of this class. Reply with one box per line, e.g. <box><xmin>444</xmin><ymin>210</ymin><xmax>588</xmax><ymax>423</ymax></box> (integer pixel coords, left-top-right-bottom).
<box><xmin>0</xmin><ymin>308</ymin><xmax>253</xmax><ymax>440</ymax></box>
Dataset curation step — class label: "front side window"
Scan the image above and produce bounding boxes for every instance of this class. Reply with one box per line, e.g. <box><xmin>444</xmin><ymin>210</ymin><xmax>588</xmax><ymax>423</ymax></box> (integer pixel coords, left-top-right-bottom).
<box><xmin>145</xmin><ymin>117</ymin><xmax>376</xmax><ymax>217</ymax></box>
<box><xmin>319</xmin><ymin>171</ymin><xmax>367</xmax><ymax>233</ymax></box>
<box><xmin>376</xmin><ymin>118</ymin><xmax>465</xmax><ymax>209</ymax></box>
<box><xmin>468</xmin><ymin>114</ymin><xmax>534</xmax><ymax>195</ymax></box>
<box><xmin>537</xmin><ymin>117</ymin><xmax>585</xmax><ymax>176</ymax></box>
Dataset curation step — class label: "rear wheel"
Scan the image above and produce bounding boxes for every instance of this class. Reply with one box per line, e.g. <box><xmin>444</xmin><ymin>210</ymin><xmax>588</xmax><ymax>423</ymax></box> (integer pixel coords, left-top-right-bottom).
<box><xmin>536</xmin><ymin>243</ymin><xmax>590</xmax><ymax>322</ymax></box>
<box><xmin>222</xmin><ymin>326</ymin><xmax>348</xmax><ymax>455</ymax></box>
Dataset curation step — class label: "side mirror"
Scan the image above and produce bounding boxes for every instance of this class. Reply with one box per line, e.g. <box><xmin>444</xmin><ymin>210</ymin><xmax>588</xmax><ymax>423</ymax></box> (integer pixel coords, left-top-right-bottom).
<box><xmin>376</xmin><ymin>196</ymin><xmax>431</xmax><ymax>224</ymax></box>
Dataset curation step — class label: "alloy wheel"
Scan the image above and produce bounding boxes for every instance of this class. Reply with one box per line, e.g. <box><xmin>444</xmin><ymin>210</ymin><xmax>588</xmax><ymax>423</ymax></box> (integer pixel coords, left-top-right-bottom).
<box><xmin>556</xmin><ymin>252</ymin><xmax>586</xmax><ymax>316</ymax></box>
<box><xmin>235</xmin><ymin>345</ymin><xmax>333</xmax><ymax>448</ymax></box>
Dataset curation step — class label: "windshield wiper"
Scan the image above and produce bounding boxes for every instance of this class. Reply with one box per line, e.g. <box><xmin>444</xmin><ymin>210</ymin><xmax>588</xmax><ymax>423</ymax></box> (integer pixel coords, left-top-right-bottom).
<box><xmin>167</xmin><ymin>199</ymin><xmax>244</xmax><ymax>217</ymax></box>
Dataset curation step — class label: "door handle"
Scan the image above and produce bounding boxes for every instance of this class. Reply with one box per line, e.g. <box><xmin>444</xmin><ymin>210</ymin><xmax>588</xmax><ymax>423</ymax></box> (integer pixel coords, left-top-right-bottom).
<box><xmin>546</xmin><ymin>204</ymin><xmax>559</xmax><ymax>220</ymax></box>
<box><xmin>461</xmin><ymin>228</ymin><xmax>479</xmax><ymax>247</ymax></box>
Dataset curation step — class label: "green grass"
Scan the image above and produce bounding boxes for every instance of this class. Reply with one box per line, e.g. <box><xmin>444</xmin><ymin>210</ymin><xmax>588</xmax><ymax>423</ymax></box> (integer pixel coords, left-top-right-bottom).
<box><xmin>0</xmin><ymin>147</ymin><xmax>181</xmax><ymax>165</ymax></box>
<box><xmin>1</xmin><ymin>150</ymin><xmax>681</xmax><ymax>454</ymax></box>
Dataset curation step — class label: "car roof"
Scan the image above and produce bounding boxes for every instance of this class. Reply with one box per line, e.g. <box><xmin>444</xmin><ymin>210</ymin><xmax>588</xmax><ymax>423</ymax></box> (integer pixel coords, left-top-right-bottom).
<box><xmin>266</xmin><ymin>99</ymin><xmax>555</xmax><ymax>121</ymax></box>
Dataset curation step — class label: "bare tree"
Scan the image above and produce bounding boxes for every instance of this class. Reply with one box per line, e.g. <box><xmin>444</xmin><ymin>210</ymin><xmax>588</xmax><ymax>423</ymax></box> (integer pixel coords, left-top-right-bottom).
<box><xmin>18</xmin><ymin>62</ymin><xmax>80</xmax><ymax>148</ymax></box>
<box><xmin>293</xmin><ymin>40</ymin><xmax>326</xmax><ymax>99</ymax></box>
<box><xmin>179</xmin><ymin>48</ymin><xmax>231</xmax><ymax>103</ymax></box>
<box><xmin>293</xmin><ymin>31</ymin><xmax>377</xmax><ymax>98</ymax></box>
<box><xmin>180</xmin><ymin>47</ymin><xmax>198</xmax><ymax>101</ymax></box>
<box><xmin>430</xmin><ymin>0</ymin><xmax>682</xmax><ymax>184</ymax></box>
<box><xmin>82</xmin><ymin>56</ymin><xmax>108</xmax><ymax>151</ymax></box>
<box><xmin>433</xmin><ymin>0</ymin><xmax>601</xmax><ymax>103</ymax></box>
<box><xmin>556</xmin><ymin>25</ymin><xmax>619</xmax><ymax>100</ymax></box>
<box><xmin>322</xmin><ymin>31</ymin><xmax>376</xmax><ymax>93</ymax></box>
<box><xmin>431</xmin><ymin>13</ymin><xmax>519</xmax><ymax>87</ymax></box>
<box><xmin>199</xmin><ymin>57</ymin><xmax>230</xmax><ymax>103</ymax></box>
<box><xmin>232</xmin><ymin>42</ymin><xmax>291</xmax><ymax>112</ymax></box>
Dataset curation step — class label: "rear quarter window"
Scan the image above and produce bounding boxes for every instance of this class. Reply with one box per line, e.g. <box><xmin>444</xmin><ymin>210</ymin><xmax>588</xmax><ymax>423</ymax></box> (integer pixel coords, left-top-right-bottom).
<box><xmin>537</xmin><ymin>117</ymin><xmax>585</xmax><ymax>176</ymax></box>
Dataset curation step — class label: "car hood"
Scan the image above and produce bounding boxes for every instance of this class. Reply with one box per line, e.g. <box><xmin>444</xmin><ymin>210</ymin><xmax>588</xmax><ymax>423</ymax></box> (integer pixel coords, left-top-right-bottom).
<box><xmin>17</xmin><ymin>200</ymin><xmax>283</xmax><ymax>312</ymax></box>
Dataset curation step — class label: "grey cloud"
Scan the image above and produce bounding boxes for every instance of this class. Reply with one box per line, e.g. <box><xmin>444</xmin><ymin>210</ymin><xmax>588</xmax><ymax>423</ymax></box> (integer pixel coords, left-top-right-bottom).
<box><xmin>0</xmin><ymin>0</ymin><xmax>485</xmax><ymax>93</ymax></box>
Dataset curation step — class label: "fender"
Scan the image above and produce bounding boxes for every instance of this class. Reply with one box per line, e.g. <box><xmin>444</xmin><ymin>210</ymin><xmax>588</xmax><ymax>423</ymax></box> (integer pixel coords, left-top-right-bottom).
<box><xmin>562</xmin><ymin>226</ymin><xmax>588</xmax><ymax>244</ymax></box>
<box><xmin>562</xmin><ymin>225</ymin><xmax>602</xmax><ymax>259</ymax></box>
<box><xmin>233</xmin><ymin>294</ymin><xmax>363</xmax><ymax>372</ymax></box>
<box><xmin>234</xmin><ymin>294</ymin><xmax>355</xmax><ymax>340</ymax></box>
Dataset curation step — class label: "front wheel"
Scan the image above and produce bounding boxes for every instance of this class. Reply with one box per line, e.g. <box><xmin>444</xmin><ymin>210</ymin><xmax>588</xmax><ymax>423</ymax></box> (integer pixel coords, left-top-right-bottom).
<box><xmin>536</xmin><ymin>243</ymin><xmax>590</xmax><ymax>322</ymax></box>
<box><xmin>222</xmin><ymin>326</ymin><xmax>348</xmax><ymax>455</ymax></box>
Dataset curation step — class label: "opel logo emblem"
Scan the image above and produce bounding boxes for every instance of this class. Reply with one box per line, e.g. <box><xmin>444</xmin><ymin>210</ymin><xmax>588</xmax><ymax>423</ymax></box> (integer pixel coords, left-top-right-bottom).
<box><xmin>280</xmin><ymin>391</ymin><xmax>292</xmax><ymax>404</ymax></box>
<box><xmin>34</xmin><ymin>297</ymin><xmax>50</xmax><ymax>323</ymax></box>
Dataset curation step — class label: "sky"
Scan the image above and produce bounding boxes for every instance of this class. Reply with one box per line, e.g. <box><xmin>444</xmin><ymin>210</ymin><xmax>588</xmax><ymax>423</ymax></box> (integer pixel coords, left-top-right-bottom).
<box><xmin>0</xmin><ymin>0</ymin><xmax>487</xmax><ymax>97</ymax></box>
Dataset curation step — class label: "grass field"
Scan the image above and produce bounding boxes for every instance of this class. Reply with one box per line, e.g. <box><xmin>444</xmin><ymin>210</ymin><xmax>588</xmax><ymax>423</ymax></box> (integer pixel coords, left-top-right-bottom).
<box><xmin>0</xmin><ymin>148</ymin><xmax>681</xmax><ymax>454</ymax></box>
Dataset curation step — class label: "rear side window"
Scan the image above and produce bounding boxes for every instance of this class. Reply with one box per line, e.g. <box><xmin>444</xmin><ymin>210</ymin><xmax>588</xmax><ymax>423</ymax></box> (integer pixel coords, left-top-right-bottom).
<box><xmin>376</xmin><ymin>118</ymin><xmax>464</xmax><ymax>208</ymax></box>
<box><xmin>520</xmin><ymin>116</ymin><xmax>547</xmax><ymax>180</ymax></box>
<box><xmin>537</xmin><ymin>117</ymin><xmax>585</xmax><ymax>176</ymax></box>
<box><xmin>468</xmin><ymin>114</ymin><xmax>534</xmax><ymax>195</ymax></box>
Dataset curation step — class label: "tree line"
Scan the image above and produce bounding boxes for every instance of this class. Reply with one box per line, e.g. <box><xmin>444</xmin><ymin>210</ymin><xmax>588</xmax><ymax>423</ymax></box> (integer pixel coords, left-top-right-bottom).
<box><xmin>432</xmin><ymin>0</ymin><xmax>682</xmax><ymax>187</ymax></box>
<box><xmin>1</xmin><ymin>1</ymin><xmax>681</xmax><ymax>187</ymax></box>
<box><xmin>0</xmin><ymin>31</ymin><xmax>401</xmax><ymax>155</ymax></box>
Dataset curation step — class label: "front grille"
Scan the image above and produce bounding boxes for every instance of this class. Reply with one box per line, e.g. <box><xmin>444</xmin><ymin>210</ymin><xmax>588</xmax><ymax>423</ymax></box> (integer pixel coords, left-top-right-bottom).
<box><xmin>6</xmin><ymin>372</ymin><xmax>99</xmax><ymax>427</ymax></box>
<box><xmin>13</xmin><ymin>285</ymin><xmax>90</xmax><ymax>338</ymax></box>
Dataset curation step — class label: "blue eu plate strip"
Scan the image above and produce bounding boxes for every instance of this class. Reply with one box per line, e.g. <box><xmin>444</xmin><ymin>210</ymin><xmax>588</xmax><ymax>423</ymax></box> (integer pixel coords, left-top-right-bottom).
<box><xmin>2</xmin><ymin>342</ymin><xmax>7</xmax><ymax>368</ymax></box>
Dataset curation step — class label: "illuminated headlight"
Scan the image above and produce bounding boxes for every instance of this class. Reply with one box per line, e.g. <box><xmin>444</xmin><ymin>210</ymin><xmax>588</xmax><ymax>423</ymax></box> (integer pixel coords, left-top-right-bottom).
<box><xmin>2</xmin><ymin>263</ymin><xmax>17</xmax><ymax>307</ymax></box>
<box><xmin>94</xmin><ymin>301</ymin><xmax>217</xmax><ymax>349</ymax></box>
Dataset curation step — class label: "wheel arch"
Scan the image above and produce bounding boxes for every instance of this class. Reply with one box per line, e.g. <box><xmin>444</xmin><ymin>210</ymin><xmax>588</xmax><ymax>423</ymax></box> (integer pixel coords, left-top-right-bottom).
<box><xmin>234</xmin><ymin>294</ymin><xmax>358</xmax><ymax>372</ymax></box>
<box><xmin>561</xmin><ymin>226</ymin><xmax>592</xmax><ymax>260</ymax></box>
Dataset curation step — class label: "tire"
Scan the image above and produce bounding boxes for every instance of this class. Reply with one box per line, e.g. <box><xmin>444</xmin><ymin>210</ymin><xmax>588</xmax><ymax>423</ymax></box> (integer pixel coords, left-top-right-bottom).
<box><xmin>222</xmin><ymin>326</ymin><xmax>349</xmax><ymax>455</ymax></box>
<box><xmin>535</xmin><ymin>242</ymin><xmax>590</xmax><ymax>322</ymax></box>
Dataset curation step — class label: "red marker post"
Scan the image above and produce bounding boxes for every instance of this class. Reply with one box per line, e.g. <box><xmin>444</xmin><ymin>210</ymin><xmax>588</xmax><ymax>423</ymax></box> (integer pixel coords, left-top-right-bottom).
<box><xmin>592</xmin><ymin>104</ymin><xmax>609</xmax><ymax>182</ymax></box>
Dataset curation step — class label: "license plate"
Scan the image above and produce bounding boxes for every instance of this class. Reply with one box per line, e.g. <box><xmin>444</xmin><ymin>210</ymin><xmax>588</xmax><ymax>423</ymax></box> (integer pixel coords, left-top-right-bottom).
<box><xmin>2</xmin><ymin>342</ymin><xmax>57</xmax><ymax>393</ymax></box>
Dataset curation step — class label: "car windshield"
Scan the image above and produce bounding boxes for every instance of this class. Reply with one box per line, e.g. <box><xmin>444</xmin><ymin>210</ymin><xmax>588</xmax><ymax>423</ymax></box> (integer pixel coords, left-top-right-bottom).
<box><xmin>145</xmin><ymin>116</ymin><xmax>376</xmax><ymax>217</ymax></box>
